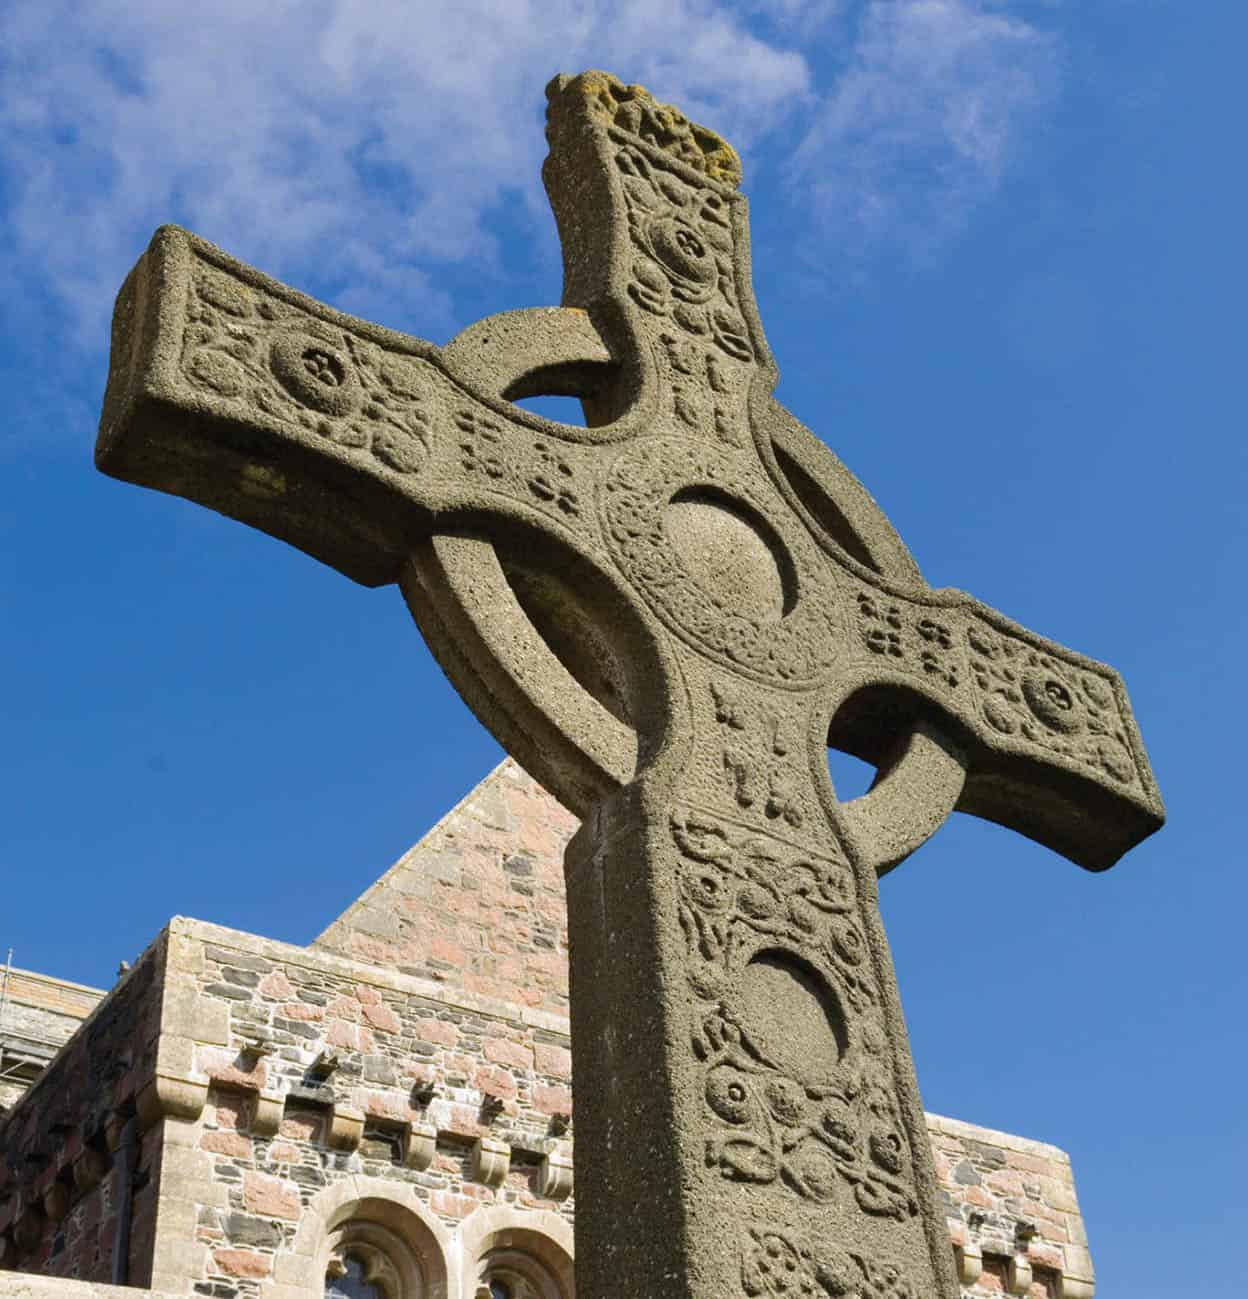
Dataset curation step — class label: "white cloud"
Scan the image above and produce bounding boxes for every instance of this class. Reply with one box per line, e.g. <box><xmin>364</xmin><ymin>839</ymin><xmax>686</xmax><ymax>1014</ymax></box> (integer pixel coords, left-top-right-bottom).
<box><xmin>0</xmin><ymin>0</ymin><xmax>1061</xmax><ymax>373</ymax></box>
<box><xmin>791</xmin><ymin>0</ymin><xmax>1059</xmax><ymax>264</ymax></box>
<box><xmin>0</xmin><ymin>0</ymin><xmax>808</xmax><ymax>346</ymax></box>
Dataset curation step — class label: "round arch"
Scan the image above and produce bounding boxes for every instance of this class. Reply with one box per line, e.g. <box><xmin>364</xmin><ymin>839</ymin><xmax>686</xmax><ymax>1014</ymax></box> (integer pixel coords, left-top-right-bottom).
<box><xmin>456</xmin><ymin>1205</ymin><xmax>574</xmax><ymax>1299</ymax></box>
<box><xmin>268</xmin><ymin>1176</ymin><xmax>454</xmax><ymax>1299</ymax></box>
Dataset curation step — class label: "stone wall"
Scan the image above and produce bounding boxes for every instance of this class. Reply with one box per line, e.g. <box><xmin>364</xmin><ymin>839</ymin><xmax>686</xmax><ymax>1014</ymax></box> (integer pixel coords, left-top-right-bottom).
<box><xmin>931</xmin><ymin>1114</ymin><xmax>1093</xmax><ymax>1299</ymax></box>
<box><xmin>313</xmin><ymin>761</ymin><xmax>577</xmax><ymax>1014</ymax></box>
<box><xmin>107</xmin><ymin>917</ymin><xmax>573</xmax><ymax>1295</ymax></box>
<box><xmin>1</xmin><ymin>761</ymin><xmax>1098</xmax><ymax>1299</ymax></box>
<box><xmin>0</xmin><ymin>941</ymin><xmax>167</xmax><ymax>1283</ymax></box>
<box><xmin>0</xmin><ymin>970</ymin><xmax>104</xmax><ymax>1113</ymax></box>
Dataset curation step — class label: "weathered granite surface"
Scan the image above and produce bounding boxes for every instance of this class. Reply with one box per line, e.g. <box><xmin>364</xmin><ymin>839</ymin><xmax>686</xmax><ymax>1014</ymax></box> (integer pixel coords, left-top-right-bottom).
<box><xmin>94</xmin><ymin>70</ymin><xmax>1161</xmax><ymax>1299</ymax></box>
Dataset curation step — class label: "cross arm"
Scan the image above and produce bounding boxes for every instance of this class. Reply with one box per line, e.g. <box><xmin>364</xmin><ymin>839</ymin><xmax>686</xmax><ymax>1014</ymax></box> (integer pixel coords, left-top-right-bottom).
<box><xmin>827</xmin><ymin>582</ymin><xmax>1164</xmax><ymax>872</ymax></box>
<box><xmin>95</xmin><ymin>226</ymin><xmax>459</xmax><ymax>585</ymax></box>
<box><xmin>97</xmin><ymin>227</ymin><xmax>616</xmax><ymax>594</ymax></box>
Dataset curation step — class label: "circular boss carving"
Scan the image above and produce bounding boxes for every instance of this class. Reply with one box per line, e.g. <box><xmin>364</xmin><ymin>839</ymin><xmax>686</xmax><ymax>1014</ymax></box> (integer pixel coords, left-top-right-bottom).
<box><xmin>1022</xmin><ymin>668</ymin><xmax>1084</xmax><ymax>734</ymax></box>
<box><xmin>601</xmin><ymin>436</ymin><xmax>842</xmax><ymax>686</ymax></box>
<box><xmin>649</xmin><ymin>216</ymin><xmax>716</xmax><ymax>291</ymax></box>
<box><xmin>270</xmin><ymin>332</ymin><xmax>360</xmax><ymax>415</ymax></box>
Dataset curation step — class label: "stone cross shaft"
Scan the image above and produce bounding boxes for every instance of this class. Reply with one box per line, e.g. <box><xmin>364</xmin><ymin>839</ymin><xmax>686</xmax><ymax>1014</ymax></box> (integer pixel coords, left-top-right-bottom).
<box><xmin>96</xmin><ymin>71</ymin><xmax>1163</xmax><ymax>1299</ymax></box>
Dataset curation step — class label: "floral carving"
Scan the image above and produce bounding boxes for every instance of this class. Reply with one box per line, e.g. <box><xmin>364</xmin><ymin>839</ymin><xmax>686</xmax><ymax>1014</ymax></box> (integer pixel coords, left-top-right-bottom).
<box><xmin>454</xmin><ymin>412</ymin><xmax>585</xmax><ymax>528</ymax></box>
<box><xmin>855</xmin><ymin>592</ymin><xmax>960</xmax><ymax>690</ymax></box>
<box><xmin>615</xmin><ymin>145</ymin><xmax>753</xmax><ymax>361</ymax></box>
<box><xmin>742</xmin><ymin>1229</ymin><xmax>920</xmax><ymax>1299</ymax></box>
<box><xmin>967</xmin><ymin>625</ymin><xmax>1139</xmax><ymax>784</ymax></box>
<box><xmin>670</xmin><ymin>808</ymin><xmax>918</xmax><ymax>1221</ymax></box>
<box><xmin>180</xmin><ymin>257</ymin><xmax>431</xmax><ymax>476</ymax></box>
<box><xmin>671</xmin><ymin>810</ymin><xmax>869</xmax><ymax>1008</ymax></box>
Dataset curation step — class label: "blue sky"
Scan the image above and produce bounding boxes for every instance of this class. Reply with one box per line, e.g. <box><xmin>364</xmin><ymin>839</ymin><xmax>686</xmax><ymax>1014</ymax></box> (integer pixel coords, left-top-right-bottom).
<box><xmin>2</xmin><ymin>3</ymin><xmax>1243</xmax><ymax>1294</ymax></box>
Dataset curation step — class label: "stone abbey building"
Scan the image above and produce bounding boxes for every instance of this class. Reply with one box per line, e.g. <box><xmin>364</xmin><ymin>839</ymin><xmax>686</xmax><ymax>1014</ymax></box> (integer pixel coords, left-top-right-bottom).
<box><xmin>0</xmin><ymin>762</ymin><xmax>1096</xmax><ymax>1299</ymax></box>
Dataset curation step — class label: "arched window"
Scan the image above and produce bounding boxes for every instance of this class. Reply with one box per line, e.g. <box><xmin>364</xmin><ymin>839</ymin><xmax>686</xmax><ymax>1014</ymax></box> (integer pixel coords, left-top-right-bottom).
<box><xmin>327</xmin><ymin>1251</ymin><xmax>390</xmax><ymax>1299</ymax></box>
<box><xmin>324</xmin><ymin>1219</ymin><xmax>422</xmax><ymax>1299</ymax></box>
<box><xmin>465</xmin><ymin>1217</ymin><xmax>574</xmax><ymax>1299</ymax></box>
<box><xmin>318</xmin><ymin>1196</ymin><xmax>446</xmax><ymax>1299</ymax></box>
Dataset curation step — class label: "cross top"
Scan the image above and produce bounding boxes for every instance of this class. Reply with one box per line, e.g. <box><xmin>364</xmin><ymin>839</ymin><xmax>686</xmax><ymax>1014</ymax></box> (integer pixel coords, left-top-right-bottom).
<box><xmin>97</xmin><ymin>71</ymin><xmax>1162</xmax><ymax>1299</ymax></box>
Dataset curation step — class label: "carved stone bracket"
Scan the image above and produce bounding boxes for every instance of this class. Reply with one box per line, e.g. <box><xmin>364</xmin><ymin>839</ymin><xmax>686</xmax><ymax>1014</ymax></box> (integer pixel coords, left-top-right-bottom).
<box><xmin>328</xmin><ymin>1104</ymin><xmax>364</xmax><ymax>1152</ymax></box>
<box><xmin>1008</xmin><ymin>1254</ymin><xmax>1034</xmax><ymax>1295</ymax></box>
<box><xmin>954</xmin><ymin>1241</ymin><xmax>983</xmax><ymax>1285</ymax></box>
<box><xmin>405</xmin><ymin>1124</ymin><xmax>437</xmax><ymax>1171</ymax></box>
<box><xmin>41</xmin><ymin>1182</ymin><xmax>70</xmax><ymax>1224</ymax></box>
<box><xmin>1059</xmin><ymin>1275</ymin><xmax>1096</xmax><ymax>1299</ymax></box>
<box><xmin>136</xmin><ymin>1073</ymin><xmax>209</xmax><ymax>1130</ymax></box>
<box><xmin>72</xmin><ymin>1147</ymin><xmax>110</xmax><ymax>1194</ymax></box>
<box><xmin>539</xmin><ymin>1149</ymin><xmax>574</xmax><ymax>1201</ymax></box>
<box><xmin>251</xmin><ymin>1092</ymin><xmax>284</xmax><ymax>1137</ymax></box>
<box><xmin>12</xmin><ymin>1199</ymin><xmax>45</xmax><ymax>1253</ymax></box>
<box><xmin>471</xmin><ymin>1136</ymin><xmax>511</xmax><ymax>1188</ymax></box>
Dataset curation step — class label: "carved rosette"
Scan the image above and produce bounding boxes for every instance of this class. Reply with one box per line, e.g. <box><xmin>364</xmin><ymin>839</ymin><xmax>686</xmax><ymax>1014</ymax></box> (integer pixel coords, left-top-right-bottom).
<box><xmin>179</xmin><ymin>255</ymin><xmax>433</xmax><ymax>477</ymax></box>
<box><xmin>670</xmin><ymin>809</ymin><xmax>920</xmax><ymax>1226</ymax></box>
<box><xmin>966</xmin><ymin>623</ymin><xmax>1141</xmax><ymax>785</ymax></box>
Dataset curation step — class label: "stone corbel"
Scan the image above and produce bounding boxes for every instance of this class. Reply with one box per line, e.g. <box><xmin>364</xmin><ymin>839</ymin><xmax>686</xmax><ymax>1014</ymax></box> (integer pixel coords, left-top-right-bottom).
<box><xmin>1054</xmin><ymin>1267</ymin><xmax>1096</xmax><ymax>1299</ymax></box>
<box><xmin>251</xmin><ymin>1092</ymin><xmax>284</xmax><ymax>1137</ymax></box>
<box><xmin>73</xmin><ymin>1147</ymin><xmax>111</xmax><ymax>1194</ymax></box>
<box><xmin>41</xmin><ymin>1181</ymin><xmax>70</xmax><ymax>1224</ymax></box>
<box><xmin>137</xmin><ymin>1073</ymin><xmax>209</xmax><ymax>1130</ymax></box>
<box><xmin>954</xmin><ymin>1242</ymin><xmax>983</xmax><ymax>1285</ymax></box>
<box><xmin>538</xmin><ymin>1148</ymin><xmax>574</xmax><ymax>1200</ymax></box>
<box><xmin>328</xmin><ymin>1104</ymin><xmax>364</xmax><ymax>1152</ymax></box>
<box><xmin>12</xmin><ymin>1200</ymin><xmax>45</xmax><ymax>1253</ymax></box>
<box><xmin>471</xmin><ymin>1136</ymin><xmax>510</xmax><ymax>1188</ymax></box>
<box><xmin>1008</xmin><ymin>1255</ymin><xmax>1033</xmax><ymax>1295</ymax></box>
<box><xmin>404</xmin><ymin>1124</ymin><xmax>437</xmax><ymax>1171</ymax></box>
<box><xmin>104</xmin><ymin>1110</ymin><xmax>130</xmax><ymax>1152</ymax></box>
<box><xmin>1059</xmin><ymin>1273</ymin><xmax>1095</xmax><ymax>1299</ymax></box>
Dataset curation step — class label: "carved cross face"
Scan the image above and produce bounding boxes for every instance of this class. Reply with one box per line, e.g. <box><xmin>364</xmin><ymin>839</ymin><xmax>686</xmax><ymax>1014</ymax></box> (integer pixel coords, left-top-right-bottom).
<box><xmin>97</xmin><ymin>71</ymin><xmax>1162</xmax><ymax>1299</ymax></box>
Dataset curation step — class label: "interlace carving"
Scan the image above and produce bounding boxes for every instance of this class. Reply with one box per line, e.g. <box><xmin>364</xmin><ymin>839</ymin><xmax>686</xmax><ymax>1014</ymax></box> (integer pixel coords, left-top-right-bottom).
<box><xmin>571</xmin><ymin>71</ymin><xmax>742</xmax><ymax>186</ymax></box>
<box><xmin>742</xmin><ymin>1229</ymin><xmax>920</xmax><ymax>1299</ymax></box>
<box><xmin>181</xmin><ymin>257</ymin><xmax>432</xmax><ymax>476</ymax></box>
<box><xmin>967</xmin><ymin>625</ymin><xmax>1139</xmax><ymax>784</ymax></box>
<box><xmin>602</xmin><ymin>437</ymin><xmax>841</xmax><ymax>686</ymax></box>
<box><xmin>615</xmin><ymin>143</ymin><xmax>753</xmax><ymax>362</ymax></box>
<box><xmin>672</xmin><ymin>810</ymin><xmax>918</xmax><ymax>1220</ymax></box>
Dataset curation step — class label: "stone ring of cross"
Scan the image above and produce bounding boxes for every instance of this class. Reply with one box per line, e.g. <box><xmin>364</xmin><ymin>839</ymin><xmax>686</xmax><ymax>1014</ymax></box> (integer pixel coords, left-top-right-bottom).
<box><xmin>96</xmin><ymin>71</ymin><xmax>1163</xmax><ymax>1299</ymax></box>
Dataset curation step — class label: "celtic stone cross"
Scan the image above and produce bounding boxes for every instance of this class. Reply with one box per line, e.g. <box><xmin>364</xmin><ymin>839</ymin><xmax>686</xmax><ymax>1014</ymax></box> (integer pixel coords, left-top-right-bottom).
<box><xmin>96</xmin><ymin>72</ymin><xmax>1163</xmax><ymax>1299</ymax></box>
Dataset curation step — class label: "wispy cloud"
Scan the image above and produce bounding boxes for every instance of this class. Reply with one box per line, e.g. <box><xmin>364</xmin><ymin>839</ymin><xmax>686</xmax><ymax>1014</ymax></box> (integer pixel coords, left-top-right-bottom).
<box><xmin>0</xmin><ymin>1</ymin><xmax>808</xmax><ymax>346</ymax></box>
<box><xmin>0</xmin><ymin>0</ymin><xmax>1060</xmax><ymax>373</ymax></box>
<box><xmin>791</xmin><ymin>0</ymin><xmax>1059</xmax><ymax>265</ymax></box>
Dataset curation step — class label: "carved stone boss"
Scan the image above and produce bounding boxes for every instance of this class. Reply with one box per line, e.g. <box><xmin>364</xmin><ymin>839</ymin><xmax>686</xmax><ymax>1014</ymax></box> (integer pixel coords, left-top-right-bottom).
<box><xmin>96</xmin><ymin>72</ymin><xmax>1163</xmax><ymax>1299</ymax></box>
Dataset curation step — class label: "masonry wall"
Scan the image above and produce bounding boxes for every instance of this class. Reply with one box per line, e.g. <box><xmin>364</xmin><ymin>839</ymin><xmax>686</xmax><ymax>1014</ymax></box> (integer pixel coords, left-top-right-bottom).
<box><xmin>0</xmin><ymin>941</ymin><xmax>167</xmax><ymax>1283</ymax></box>
<box><xmin>0</xmin><ymin>971</ymin><xmax>104</xmax><ymax>1113</ymax></box>
<box><xmin>2</xmin><ymin>760</ymin><xmax>1098</xmax><ymax>1299</ymax></box>
<box><xmin>313</xmin><ymin>762</ymin><xmax>577</xmax><ymax>1015</ymax></box>
<box><xmin>138</xmin><ymin>917</ymin><xmax>575</xmax><ymax>1295</ymax></box>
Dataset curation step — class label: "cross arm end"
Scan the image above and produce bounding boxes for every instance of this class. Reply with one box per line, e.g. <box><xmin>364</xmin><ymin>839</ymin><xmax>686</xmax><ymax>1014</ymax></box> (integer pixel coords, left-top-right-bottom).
<box><xmin>96</xmin><ymin>226</ymin><xmax>438</xmax><ymax>587</ymax></box>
